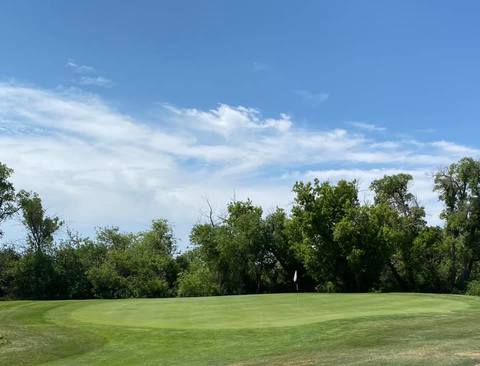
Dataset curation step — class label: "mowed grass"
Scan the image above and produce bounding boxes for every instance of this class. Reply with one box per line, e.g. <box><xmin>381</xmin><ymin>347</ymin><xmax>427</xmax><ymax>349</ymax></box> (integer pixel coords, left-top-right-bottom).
<box><xmin>2</xmin><ymin>294</ymin><xmax>480</xmax><ymax>365</ymax></box>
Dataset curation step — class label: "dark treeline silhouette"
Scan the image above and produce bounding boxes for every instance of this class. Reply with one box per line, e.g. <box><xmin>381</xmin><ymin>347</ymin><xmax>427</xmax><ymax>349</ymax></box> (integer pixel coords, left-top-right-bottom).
<box><xmin>2</xmin><ymin>157</ymin><xmax>480</xmax><ymax>300</ymax></box>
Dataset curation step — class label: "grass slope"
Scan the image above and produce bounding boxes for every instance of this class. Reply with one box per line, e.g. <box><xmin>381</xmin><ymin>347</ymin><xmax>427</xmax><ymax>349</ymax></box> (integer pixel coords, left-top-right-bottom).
<box><xmin>1</xmin><ymin>293</ymin><xmax>480</xmax><ymax>365</ymax></box>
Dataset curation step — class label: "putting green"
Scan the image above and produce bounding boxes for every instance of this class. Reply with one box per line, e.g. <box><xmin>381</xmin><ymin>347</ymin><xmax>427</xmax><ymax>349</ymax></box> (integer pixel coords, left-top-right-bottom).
<box><xmin>4</xmin><ymin>293</ymin><xmax>480</xmax><ymax>365</ymax></box>
<box><xmin>60</xmin><ymin>293</ymin><xmax>469</xmax><ymax>329</ymax></box>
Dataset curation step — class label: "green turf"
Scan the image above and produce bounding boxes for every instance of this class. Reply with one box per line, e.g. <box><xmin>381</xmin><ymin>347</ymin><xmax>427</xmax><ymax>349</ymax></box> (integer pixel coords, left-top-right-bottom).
<box><xmin>2</xmin><ymin>293</ymin><xmax>480</xmax><ymax>365</ymax></box>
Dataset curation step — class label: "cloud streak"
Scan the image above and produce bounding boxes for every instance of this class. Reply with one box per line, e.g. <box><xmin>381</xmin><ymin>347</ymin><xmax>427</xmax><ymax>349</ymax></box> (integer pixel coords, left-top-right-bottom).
<box><xmin>78</xmin><ymin>76</ymin><xmax>114</xmax><ymax>88</ymax></box>
<box><xmin>349</xmin><ymin>121</ymin><xmax>386</xmax><ymax>132</ymax></box>
<box><xmin>66</xmin><ymin>60</ymin><xmax>113</xmax><ymax>88</ymax></box>
<box><xmin>66</xmin><ymin>60</ymin><xmax>96</xmax><ymax>74</ymax></box>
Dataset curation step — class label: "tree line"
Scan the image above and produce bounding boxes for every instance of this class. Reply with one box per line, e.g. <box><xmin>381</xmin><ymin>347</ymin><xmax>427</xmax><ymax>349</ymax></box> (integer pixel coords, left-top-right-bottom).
<box><xmin>2</xmin><ymin>157</ymin><xmax>480</xmax><ymax>300</ymax></box>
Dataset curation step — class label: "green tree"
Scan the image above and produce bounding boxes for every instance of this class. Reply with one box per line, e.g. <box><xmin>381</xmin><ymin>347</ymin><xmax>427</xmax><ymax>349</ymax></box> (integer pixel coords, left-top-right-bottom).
<box><xmin>0</xmin><ymin>245</ymin><xmax>20</xmax><ymax>298</ymax></box>
<box><xmin>13</xmin><ymin>252</ymin><xmax>59</xmax><ymax>299</ymax></box>
<box><xmin>290</xmin><ymin>179</ymin><xmax>358</xmax><ymax>290</ymax></box>
<box><xmin>177</xmin><ymin>253</ymin><xmax>220</xmax><ymax>297</ymax></box>
<box><xmin>0</xmin><ymin>162</ymin><xmax>18</xmax><ymax>239</ymax></box>
<box><xmin>54</xmin><ymin>232</ymin><xmax>97</xmax><ymax>299</ymax></box>
<box><xmin>370</xmin><ymin>174</ymin><xmax>426</xmax><ymax>290</ymax></box>
<box><xmin>434</xmin><ymin>157</ymin><xmax>480</xmax><ymax>289</ymax></box>
<box><xmin>11</xmin><ymin>191</ymin><xmax>63</xmax><ymax>299</ymax></box>
<box><xmin>87</xmin><ymin>221</ymin><xmax>177</xmax><ymax>298</ymax></box>
<box><xmin>264</xmin><ymin>208</ymin><xmax>310</xmax><ymax>291</ymax></box>
<box><xmin>334</xmin><ymin>205</ymin><xmax>394</xmax><ymax>291</ymax></box>
<box><xmin>18</xmin><ymin>190</ymin><xmax>63</xmax><ymax>254</ymax></box>
<box><xmin>191</xmin><ymin>200</ymin><xmax>289</xmax><ymax>295</ymax></box>
<box><xmin>411</xmin><ymin>226</ymin><xmax>449</xmax><ymax>292</ymax></box>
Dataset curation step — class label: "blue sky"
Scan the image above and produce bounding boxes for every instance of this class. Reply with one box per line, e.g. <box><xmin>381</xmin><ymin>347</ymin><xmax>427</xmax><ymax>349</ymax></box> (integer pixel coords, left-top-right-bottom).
<box><xmin>1</xmin><ymin>1</ymin><xmax>480</xmax><ymax>248</ymax></box>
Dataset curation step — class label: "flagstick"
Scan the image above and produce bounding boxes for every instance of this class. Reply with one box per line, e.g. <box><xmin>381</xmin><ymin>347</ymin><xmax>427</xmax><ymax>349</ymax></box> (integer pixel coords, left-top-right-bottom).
<box><xmin>293</xmin><ymin>270</ymin><xmax>299</xmax><ymax>306</ymax></box>
<box><xmin>296</xmin><ymin>282</ymin><xmax>299</xmax><ymax>306</ymax></box>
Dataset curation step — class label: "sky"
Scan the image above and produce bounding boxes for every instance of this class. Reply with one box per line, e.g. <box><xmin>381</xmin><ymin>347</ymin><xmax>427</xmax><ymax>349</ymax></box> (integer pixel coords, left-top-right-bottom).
<box><xmin>1</xmin><ymin>1</ymin><xmax>480</xmax><ymax>249</ymax></box>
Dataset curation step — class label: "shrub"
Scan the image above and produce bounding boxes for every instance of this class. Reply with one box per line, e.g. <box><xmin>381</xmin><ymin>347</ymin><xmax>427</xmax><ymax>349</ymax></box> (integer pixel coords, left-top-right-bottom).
<box><xmin>316</xmin><ymin>281</ymin><xmax>336</xmax><ymax>293</ymax></box>
<box><xmin>466</xmin><ymin>280</ymin><xmax>480</xmax><ymax>296</ymax></box>
<box><xmin>87</xmin><ymin>264</ymin><xmax>131</xmax><ymax>298</ymax></box>
<box><xmin>177</xmin><ymin>260</ymin><xmax>220</xmax><ymax>297</ymax></box>
<box><xmin>13</xmin><ymin>253</ymin><xmax>60</xmax><ymax>299</ymax></box>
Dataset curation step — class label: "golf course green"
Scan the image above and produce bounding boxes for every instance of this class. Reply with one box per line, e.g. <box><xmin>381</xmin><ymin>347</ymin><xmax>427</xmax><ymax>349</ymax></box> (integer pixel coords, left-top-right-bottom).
<box><xmin>2</xmin><ymin>293</ymin><xmax>480</xmax><ymax>365</ymax></box>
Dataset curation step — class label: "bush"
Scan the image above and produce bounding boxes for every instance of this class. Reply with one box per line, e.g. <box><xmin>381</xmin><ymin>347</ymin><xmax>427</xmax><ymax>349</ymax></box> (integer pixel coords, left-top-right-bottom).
<box><xmin>13</xmin><ymin>253</ymin><xmax>60</xmax><ymax>299</ymax></box>
<box><xmin>0</xmin><ymin>247</ymin><xmax>20</xmax><ymax>299</ymax></box>
<box><xmin>177</xmin><ymin>260</ymin><xmax>220</xmax><ymax>297</ymax></box>
<box><xmin>87</xmin><ymin>264</ymin><xmax>131</xmax><ymax>298</ymax></box>
<box><xmin>315</xmin><ymin>281</ymin><xmax>336</xmax><ymax>293</ymax></box>
<box><xmin>129</xmin><ymin>276</ymin><xmax>169</xmax><ymax>298</ymax></box>
<box><xmin>466</xmin><ymin>280</ymin><xmax>480</xmax><ymax>296</ymax></box>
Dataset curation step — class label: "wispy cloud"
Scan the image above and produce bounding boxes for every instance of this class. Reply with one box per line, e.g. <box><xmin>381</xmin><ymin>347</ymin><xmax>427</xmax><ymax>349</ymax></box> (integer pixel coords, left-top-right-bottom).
<box><xmin>0</xmin><ymin>82</ymin><xmax>477</xmax><ymax>246</ymax></box>
<box><xmin>432</xmin><ymin>140</ymin><xmax>479</xmax><ymax>155</ymax></box>
<box><xmin>65</xmin><ymin>60</ymin><xmax>95</xmax><ymax>74</ymax></box>
<box><xmin>78</xmin><ymin>76</ymin><xmax>114</xmax><ymax>88</ymax></box>
<box><xmin>349</xmin><ymin>121</ymin><xmax>386</xmax><ymax>132</ymax></box>
<box><xmin>294</xmin><ymin>89</ymin><xmax>329</xmax><ymax>106</ymax></box>
<box><xmin>66</xmin><ymin>60</ymin><xmax>113</xmax><ymax>88</ymax></box>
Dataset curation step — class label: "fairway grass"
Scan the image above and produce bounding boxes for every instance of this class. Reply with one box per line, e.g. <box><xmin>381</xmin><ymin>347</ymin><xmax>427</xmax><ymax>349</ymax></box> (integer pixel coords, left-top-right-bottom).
<box><xmin>2</xmin><ymin>293</ymin><xmax>480</xmax><ymax>365</ymax></box>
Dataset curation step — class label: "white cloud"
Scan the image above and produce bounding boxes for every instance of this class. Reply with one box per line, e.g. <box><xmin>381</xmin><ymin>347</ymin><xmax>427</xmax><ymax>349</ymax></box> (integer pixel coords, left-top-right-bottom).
<box><xmin>66</xmin><ymin>60</ymin><xmax>113</xmax><ymax>88</ymax></box>
<box><xmin>349</xmin><ymin>121</ymin><xmax>386</xmax><ymax>132</ymax></box>
<box><xmin>370</xmin><ymin>141</ymin><xmax>400</xmax><ymax>149</ymax></box>
<box><xmin>78</xmin><ymin>76</ymin><xmax>114</xmax><ymax>88</ymax></box>
<box><xmin>65</xmin><ymin>61</ymin><xmax>95</xmax><ymax>74</ymax></box>
<box><xmin>0</xmin><ymin>82</ymin><xmax>478</xmax><ymax>247</ymax></box>
<box><xmin>431</xmin><ymin>140</ymin><xmax>479</xmax><ymax>156</ymax></box>
<box><xmin>164</xmin><ymin>104</ymin><xmax>292</xmax><ymax>138</ymax></box>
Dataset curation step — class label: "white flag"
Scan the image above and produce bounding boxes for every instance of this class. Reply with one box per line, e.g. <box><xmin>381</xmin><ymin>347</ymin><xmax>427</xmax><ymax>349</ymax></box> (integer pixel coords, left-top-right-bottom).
<box><xmin>293</xmin><ymin>270</ymin><xmax>297</xmax><ymax>283</ymax></box>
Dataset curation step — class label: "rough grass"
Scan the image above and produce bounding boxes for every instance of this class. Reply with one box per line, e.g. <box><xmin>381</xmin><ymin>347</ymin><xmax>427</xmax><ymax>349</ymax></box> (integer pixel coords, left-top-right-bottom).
<box><xmin>2</xmin><ymin>293</ymin><xmax>480</xmax><ymax>365</ymax></box>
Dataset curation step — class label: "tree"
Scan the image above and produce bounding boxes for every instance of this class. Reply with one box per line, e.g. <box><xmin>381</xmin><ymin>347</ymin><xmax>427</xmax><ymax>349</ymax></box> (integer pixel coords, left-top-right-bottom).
<box><xmin>265</xmin><ymin>208</ymin><xmax>311</xmax><ymax>292</ymax></box>
<box><xmin>334</xmin><ymin>205</ymin><xmax>394</xmax><ymax>291</ymax></box>
<box><xmin>13</xmin><ymin>252</ymin><xmax>59</xmax><ymax>299</ymax></box>
<box><xmin>191</xmin><ymin>200</ymin><xmax>290</xmax><ymax>295</ymax></box>
<box><xmin>370</xmin><ymin>174</ymin><xmax>426</xmax><ymax>290</ymax></box>
<box><xmin>434</xmin><ymin>157</ymin><xmax>480</xmax><ymax>290</ymax></box>
<box><xmin>177</xmin><ymin>252</ymin><xmax>220</xmax><ymax>297</ymax></box>
<box><xmin>0</xmin><ymin>162</ymin><xmax>18</xmax><ymax>239</ymax></box>
<box><xmin>411</xmin><ymin>226</ymin><xmax>449</xmax><ymax>292</ymax></box>
<box><xmin>290</xmin><ymin>179</ymin><xmax>358</xmax><ymax>290</ymax></box>
<box><xmin>54</xmin><ymin>231</ymin><xmax>97</xmax><ymax>299</ymax></box>
<box><xmin>87</xmin><ymin>221</ymin><xmax>177</xmax><ymax>298</ymax></box>
<box><xmin>140</xmin><ymin>219</ymin><xmax>176</xmax><ymax>256</ymax></box>
<box><xmin>0</xmin><ymin>245</ymin><xmax>20</xmax><ymax>298</ymax></box>
<box><xmin>18</xmin><ymin>191</ymin><xmax>62</xmax><ymax>254</ymax></box>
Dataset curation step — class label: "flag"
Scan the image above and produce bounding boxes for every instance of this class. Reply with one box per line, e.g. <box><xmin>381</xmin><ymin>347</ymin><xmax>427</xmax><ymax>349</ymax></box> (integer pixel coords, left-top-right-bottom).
<box><xmin>293</xmin><ymin>270</ymin><xmax>297</xmax><ymax>283</ymax></box>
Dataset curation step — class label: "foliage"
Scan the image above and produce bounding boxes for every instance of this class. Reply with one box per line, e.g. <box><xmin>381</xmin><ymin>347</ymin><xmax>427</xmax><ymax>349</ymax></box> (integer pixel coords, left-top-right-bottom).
<box><xmin>0</xmin><ymin>245</ymin><xmax>19</xmax><ymax>298</ymax></box>
<box><xmin>3</xmin><ymin>158</ymin><xmax>480</xmax><ymax>299</ymax></box>
<box><xmin>466</xmin><ymin>280</ymin><xmax>480</xmax><ymax>296</ymax></box>
<box><xmin>434</xmin><ymin>158</ymin><xmax>480</xmax><ymax>290</ymax></box>
<box><xmin>177</xmin><ymin>256</ymin><xmax>220</xmax><ymax>297</ymax></box>
<box><xmin>370</xmin><ymin>174</ymin><xmax>426</xmax><ymax>290</ymax></box>
<box><xmin>13</xmin><ymin>252</ymin><xmax>59</xmax><ymax>299</ymax></box>
<box><xmin>18</xmin><ymin>190</ymin><xmax>63</xmax><ymax>254</ymax></box>
<box><xmin>290</xmin><ymin>179</ymin><xmax>359</xmax><ymax>290</ymax></box>
<box><xmin>0</xmin><ymin>163</ymin><xmax>18</xmax><ymax>239</ymax></box>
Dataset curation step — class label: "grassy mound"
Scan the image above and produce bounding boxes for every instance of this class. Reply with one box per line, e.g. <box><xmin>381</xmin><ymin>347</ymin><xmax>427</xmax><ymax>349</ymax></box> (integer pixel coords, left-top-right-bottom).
<box><xmin>2</xmin><ymin>293</ymin><xmax>480</xmax><ymax>365</ymax></box>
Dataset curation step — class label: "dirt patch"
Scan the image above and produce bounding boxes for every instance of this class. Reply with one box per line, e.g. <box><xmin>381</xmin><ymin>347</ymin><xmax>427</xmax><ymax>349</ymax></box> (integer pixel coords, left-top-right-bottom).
<box><xmin>229</xmin><ymin>356</ymin><xmax>316</xmax><ymax>366</ymax></box>
<box><xmin>456</xmin><ymin>351</ymin><xmax>480</xmax><ymax>358</ymax></box>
